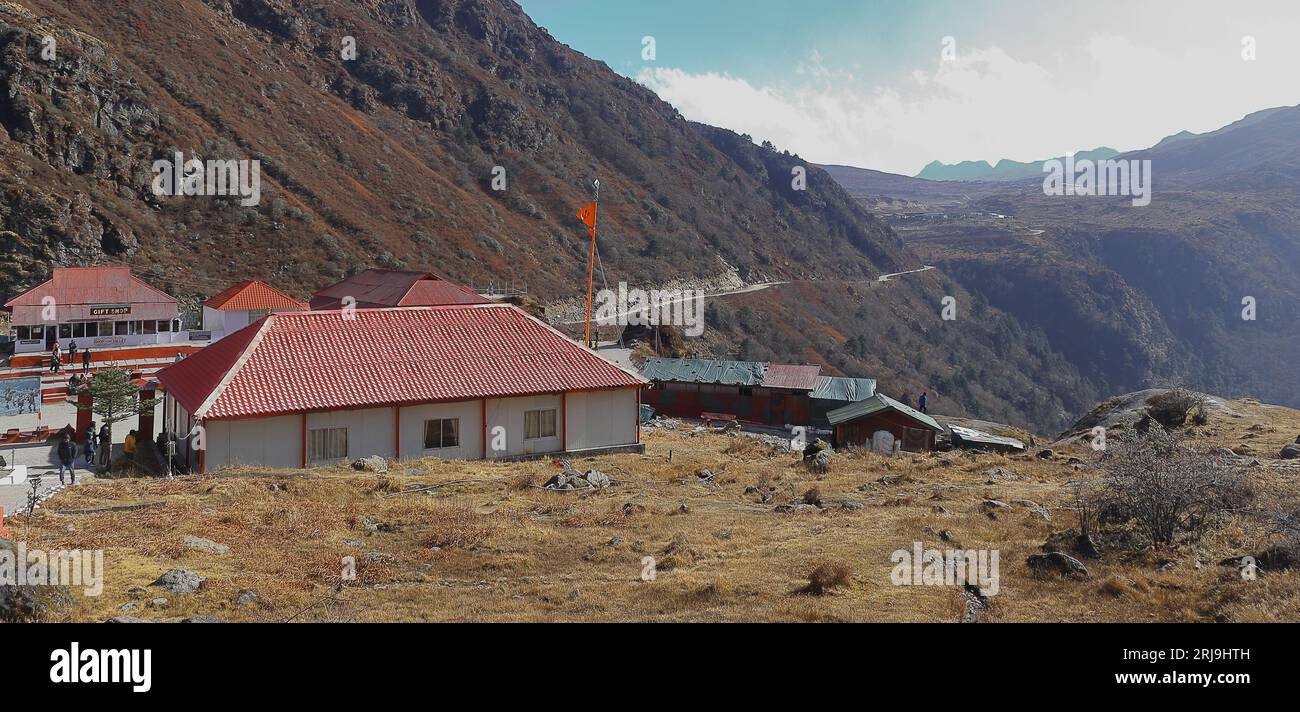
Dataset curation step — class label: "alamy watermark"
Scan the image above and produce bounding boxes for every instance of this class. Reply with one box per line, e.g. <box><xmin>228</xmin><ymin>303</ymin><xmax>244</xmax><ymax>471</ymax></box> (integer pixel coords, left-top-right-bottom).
<box><xmin>151</xmin><ymin>152</ymin><xmax>261</xmax><ymax>206</ymax></box>
<box><xmin>0</xmin><ymin>542</ymin><xmax>104</xmax><ymax>596</ymax></box>
<box><xmin>890</xmin><ymin>541</ymin><xmax>1000</xmax><ymax>596</ymax></box>
<box><xmin>592</xmin><ymin>282</ymin><xmax>705</xmax><ymax>337</ymax></box>
<box><xmin>1043</xmin><ymin>154</ymin><xmax>1151</xmax><ymax>207</ymax></box>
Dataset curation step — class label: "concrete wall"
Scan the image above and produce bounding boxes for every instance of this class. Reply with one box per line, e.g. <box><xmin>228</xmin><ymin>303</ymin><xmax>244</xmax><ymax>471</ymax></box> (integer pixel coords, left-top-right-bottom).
<box><xmin>565</xmin><ymin>388</ymin><xmax>638</xmax><ymax>451</ymax></box>
<box><xmin>305</xmin><ymin>407</ymin><xmax>394</xmax><ymax>464</ymax></box>
<box><xmin>485</xmin><ymin>394</ymin><xmax>562</xmax><ymax>458</ymax></box>
<box><xmin>398</xmin><ymin>400</ymin><xmax>483</xmax><ymax>460</ymax></box>
<box><xmin>205</xmin><ymin>414</ymin><xmax>300</xmax><ymax>469</ymax></box>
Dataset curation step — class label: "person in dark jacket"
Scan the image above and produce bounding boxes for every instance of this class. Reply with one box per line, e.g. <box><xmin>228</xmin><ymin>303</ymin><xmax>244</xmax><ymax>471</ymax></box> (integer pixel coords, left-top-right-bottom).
<box><xmin>97</xmin><ymin>424</ymin><xmax>111</xmax><ymax>467</ymax></box>
<box><xmin>84</xmin><ymin>422</ymin><xmax>97</xmax><ymax>468</ymax></box>
<box><xmin>81</xmin><ymin>347</ymin><xmax>92</xmax><ymax>373</ymax></box>
<box><xmin>68</xmin><ymin>341</ymin><xmax>78</xmax><ymax>365</ymax></box>
<box><xmin>918</xmin><ymin>391</ymin><xmax>928</xmax><ymax>414</ymax></box>
<box><xmin>56</xmin><ymin>432</ymin><xmax>77</xmax><ymax>485</ymax></box>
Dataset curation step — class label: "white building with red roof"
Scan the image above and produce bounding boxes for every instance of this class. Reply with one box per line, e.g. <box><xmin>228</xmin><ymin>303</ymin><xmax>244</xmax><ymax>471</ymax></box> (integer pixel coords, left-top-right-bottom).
<box><xmin>3</xmin><ymin>267</ymin><xmax>181</xmax><ymax>354</ymax></box>
<box><xmin>156</xmin><ymin>303</ymin><xmax>646</xmax><ymax>472</ymax></box>
<box><xmin>201</xmin><ymin>280</ymin><xmax>308</xmax><ymax>342</ymax></box>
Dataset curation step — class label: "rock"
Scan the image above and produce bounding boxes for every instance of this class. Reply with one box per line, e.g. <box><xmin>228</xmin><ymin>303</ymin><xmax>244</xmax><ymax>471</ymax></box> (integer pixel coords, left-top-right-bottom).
<box><xmin>695</xmin><ymin>469</ymin><xmax>715</xmax><ymax>481</ymax></box>
<box><xmin>1280</xmin><ymin>444</ymin><xmax>1300</xmax><ymax>460</ymax></box>
<box><xmin>584</xmin><ymin>470</ymin><xmax>611</xmax><ymax>489</ymax></box>
<box><xmin>981</xmin><ymin>499</ymin><xmax>1009</xmax><ymax>510</ymax></box>
<box><xmin>1255</xmin><ymin>544</ymin><xmax>1299</xmax><ymax>571</ymax></box>
<box><xmin>364</xmin><ymin>551</ymin><xmax>395</xmax><ymax>563</ymax></box>
<box><xmin>235</xmin><ymin>590</ymin><xmax>259</xmax><ymax>606</ymax></box>
<box><xmin>938</xmin><ymin>529</ymin><xmax>956</xmax><ymax>543</ymax></box>
<box><xmin>119</xmin><ymin>602</ymin><xmax>139</xmax><ymax>612</ymax></box>
<box><xmin>179</xmin><ymin>615</ymin><xmax>224</xmax><ymax>623</ymax></box>
<box><xmin>982</xmin><ymin>467</ymin><xmax>1019</xmax><ymax>481</ymax></box>
<box><xmin>104</xmin><ymin>616</ymin><xmax>153</xmax><ymax>623</ymax></box>
<box><xmin>182</xmin><ymin>535</ymin><xmax>230</xmax><ymax>555</ymax></box>
<box><xmin>149</xmin><ymin>597</ymin><xmax>168</xmax><ymax>608</ymax></box>
<box><xmin>1026</xmin><ymin>552</ymin><xmax>1090</xmax><ymax>579</ymax></box>
<box><xmin>840</xmin><ymin>500</ymin><xmax>864</xmax><ymax>511</ymax></box>
<box><xmin>352</xmin><ymin>456</ymin><xmax>388</xmax><ymax>473</ymax></box>
<box><xmin>607</xmin><ymin>537</ymin><xmax>623</xmax><ymax>547</ymax></box>
<box><xmin>151</xmin><ymin>568</ymin><xmax>203</xmax><ymax>594</ymax></box>
<box><xmin>344</xmin><ymin>539</ymin><xmax>364</xmax><ymax>547</ymax></box>
<box><xmin>1215</xmin><ymin>447</ymin><xmax>1236</xmax><ymax>458</ymax></box>
<box><xmin>1036</xmin><ymin>448</ymin><xmax>1055</xmax><ymax>459</ymax></box>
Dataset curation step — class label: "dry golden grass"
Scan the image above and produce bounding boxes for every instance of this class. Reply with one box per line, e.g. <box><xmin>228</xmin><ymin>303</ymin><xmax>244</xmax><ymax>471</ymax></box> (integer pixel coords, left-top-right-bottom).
<box><xmin>8</xmin><ymin>398</ymin><xmax>1300</xmax><ymax>622</ymax></box>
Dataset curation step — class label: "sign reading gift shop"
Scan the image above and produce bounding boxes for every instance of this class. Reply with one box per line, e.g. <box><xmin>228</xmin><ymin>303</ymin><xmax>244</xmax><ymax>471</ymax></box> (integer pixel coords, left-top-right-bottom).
<box><xmin>89</xmin><ymin>304</ymin><xmax>131</xmax><ymax>316</ymax></box>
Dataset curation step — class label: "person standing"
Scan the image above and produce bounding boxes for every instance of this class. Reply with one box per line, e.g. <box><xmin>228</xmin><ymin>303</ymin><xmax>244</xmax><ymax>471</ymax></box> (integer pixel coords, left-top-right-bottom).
<box><xmin>50</xmin><ymin>340</ymin><xmax>62</xmax><ymax>372</ymax></box>
<box><xmin>84</xmin><ymin>421</ymin><xmax>97</xmax><ymax>468</ymax></box>
<box><xmin>56</xmin><ymin>432</ymin><xmax>77</xmax><ymax>485</ymax></box>
<box><xmin>97</xmin><ymin>424</ymin><xmax>110</xmax><ymax>467</ymax></box>
<box><xmin>68</xmin><ymin>340</ymin><xmax>78</xmax><ymax>366</ymax></box>
<box><xmin>81</xmin><ymin>346</ymin><xmax>92</xmax><ymax>373</ymax></box>
<box><xmin>918</xmin><ymin>391</ymin><xmax>928</xmax><ymax>415</ymax></box>
<box><xmin>124</xmin><ymin>430</ymin><xmax>137</xmax><ymax>460</ymax></box>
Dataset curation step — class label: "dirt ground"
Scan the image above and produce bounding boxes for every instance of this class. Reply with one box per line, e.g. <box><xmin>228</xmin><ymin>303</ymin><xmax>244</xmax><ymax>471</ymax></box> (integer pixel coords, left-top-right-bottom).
<box><xmin>8</xmin><ymin>397</ymin><xmax>1300</xmax><ymax>622</ymax></box>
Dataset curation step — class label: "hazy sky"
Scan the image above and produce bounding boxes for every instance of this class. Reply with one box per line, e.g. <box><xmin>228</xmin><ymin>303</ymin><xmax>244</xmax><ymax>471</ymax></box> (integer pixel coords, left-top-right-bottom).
<box><xmin>519</xmin><ymin>0</ymin><xmax>1300</xmax><ymax>175</ymax></box>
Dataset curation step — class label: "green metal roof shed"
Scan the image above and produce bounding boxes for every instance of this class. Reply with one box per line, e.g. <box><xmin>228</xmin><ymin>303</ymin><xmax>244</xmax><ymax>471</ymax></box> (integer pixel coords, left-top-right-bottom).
<box><xmin>826</xmin><ymin>393</ymin><xmax>944</xmax><ymax>432</ymax></box>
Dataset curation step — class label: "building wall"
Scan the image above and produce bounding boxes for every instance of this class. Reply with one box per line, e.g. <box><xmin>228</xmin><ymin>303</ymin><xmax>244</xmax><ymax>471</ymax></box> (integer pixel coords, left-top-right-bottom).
<box><xmin>306</xmin><ymin>407</ymin><xmax>394</xmax><ymax>464</ymax></box>
<box><xmin>642</xmin><ymin>383</ymin><xmax>811</xmax><ymax>426</ymax></box>
<box><xmin>398</xmin><ymin>400</ymin><xmax>483</xmax><ymax>460</ymax></box>
<box><xmin>834</xmin><ymin>411</ymin><xmax>936</xmax><ymax>452</ymax></box>
<box><xmin>485</xmin><ymin>393</ymin><xmax>562</xmax><ymax>457</ymax></box>
<box><xmin>565</xmin><ymin>388</ymin><xmax>638</xmax><ymax>451</ymax></box>
<box><xmin>202</xmin><ymin>307</ymin><xmax>252</xmax><ymax>336</ymax></box>
<box><xmin>205</xmin><ymin>414</ymin><xmax>301</xmax><ymax>469</ymax></box>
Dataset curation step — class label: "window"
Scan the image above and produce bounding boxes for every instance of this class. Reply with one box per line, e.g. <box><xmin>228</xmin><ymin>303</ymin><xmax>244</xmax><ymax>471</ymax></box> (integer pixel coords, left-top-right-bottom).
<box><xmin>158</xmin><ymin>320</ymin><xmax>172</xmax><ymax>333</ymax></box>
<box><xmin>423</xmin><ymin>418</ymin><xmax>460</xmax><ymax>449</ymax></box>
<box><xmin>15</xmin><ymin>326</ymin><xmax>30</xmax><ymax>340</ymax></box>
<box><xmin>115</xmin><ymin>321</ymin><xmax>128</xmax><ymax>336</ymax></box>
<box><xmin>307</xmin><ymin>427</ymin><xmax>348</xmax><ymax>462</ymax></box>
<box><xmin>72</xmin><ymin>322</ymin><xmax>85</xmax><ymax>338</ymax></box>
<box><xmin>524</xmin><ymin>409</ymin><xmax>557</xmax><ymax>440</ymax></box>
<box><xmin>59</xmin><ymin>323</ymin><xmax>71</xmax><ymax>338</ymax></box>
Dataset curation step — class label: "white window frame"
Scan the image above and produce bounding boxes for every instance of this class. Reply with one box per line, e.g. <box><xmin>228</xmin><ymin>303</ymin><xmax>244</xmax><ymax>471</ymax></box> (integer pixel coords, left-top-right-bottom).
<box><xmin>524</xmin><ymin>409</ymin><xmax>557</xmax><ymax>440</ymax></box>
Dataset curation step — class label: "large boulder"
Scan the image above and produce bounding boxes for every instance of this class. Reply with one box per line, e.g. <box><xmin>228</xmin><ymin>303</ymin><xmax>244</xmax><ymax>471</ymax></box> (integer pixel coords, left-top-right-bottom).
<box><xmin>1026</xmin><ymin>552</ymin><xmax>1090</xmax><ymax>579</ymax></box>
<box><xmin>352</xmin><ymin>456</ymin><xmax>388</xmax><ymax>473</ymax></box>
<box><xmin>0</xmin><ymin>537</ymin><xmax>73</xmax><ymax>622</ymax></box>
<box><xmin>1280</xmin><ymin>444</ymin><xmax>1300</xmax><ymax>460</ymax></box>
<box><xmin>151</xmin><ymin>568</ymin><xmax>204</xmax><ymax>594</ymax></box>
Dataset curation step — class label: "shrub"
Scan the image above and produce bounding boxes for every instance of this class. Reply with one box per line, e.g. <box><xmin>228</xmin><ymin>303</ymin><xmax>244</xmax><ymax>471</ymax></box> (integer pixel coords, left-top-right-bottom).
<box><xmin>1145</xmin><ymin>388</ymin><xmax>1208</xmax><ymax>429</ymax></box>
<box><xmin>1079</xmin><ymin>426</ymin><xmax>1250</xmax><ymax>547</ymax></box>
<box><xmin>799</xmin><ymin>559</ymin><xmax>851</xmax><ymax>595</ymax></box>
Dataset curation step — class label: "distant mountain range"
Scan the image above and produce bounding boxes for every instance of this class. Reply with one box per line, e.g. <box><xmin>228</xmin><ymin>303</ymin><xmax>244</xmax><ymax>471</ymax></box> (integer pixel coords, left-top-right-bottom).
<box><xmin>917</xmin><ymin>147</ymin><xmax>1120</xmax><ymax>182</ymax></box>
<box><xmin>826</xmin><ymin>104</ymin><xmax>1300</xmax><ymax>418</ymax></box>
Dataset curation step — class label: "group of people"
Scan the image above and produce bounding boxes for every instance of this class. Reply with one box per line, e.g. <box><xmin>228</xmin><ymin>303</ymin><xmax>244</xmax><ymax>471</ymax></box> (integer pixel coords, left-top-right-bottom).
<box><xmin>48</xmin><ymin>339</ymin><xmax>92</xmax><ymax>374</ymax></box>
<box><xmin>53</xmin><ymin>423</ymin><xmax>184</xmax><ymax>484</ymax></box>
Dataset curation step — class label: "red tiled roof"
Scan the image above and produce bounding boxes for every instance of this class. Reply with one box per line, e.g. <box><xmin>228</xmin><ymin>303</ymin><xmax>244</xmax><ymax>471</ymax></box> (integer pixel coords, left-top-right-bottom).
<box><xmin>309</xmin><ymin>269</ymin><xmax>488</xmax><ymax>310</ymax></box>
<box><xmin>205</xmin><ymin>280</ymin><xmax>308</xmax><ymax>311</ymax></box>
<box><xmin>156</xmin><ymin>304</ymin><xmax>645</xmax><ymax>420</ymax></box>
<box><xmin>760</xmin><ymin>364</ymin><xmax>822</xmax><ymax>391</ymax></box>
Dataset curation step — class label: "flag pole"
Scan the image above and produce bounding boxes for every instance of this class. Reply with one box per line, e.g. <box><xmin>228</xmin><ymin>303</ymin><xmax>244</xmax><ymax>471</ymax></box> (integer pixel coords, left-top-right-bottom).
<box><xmin>584</xmin><ymin>180</ymin><xmax>600</xmax><ymax>348</ymax></box>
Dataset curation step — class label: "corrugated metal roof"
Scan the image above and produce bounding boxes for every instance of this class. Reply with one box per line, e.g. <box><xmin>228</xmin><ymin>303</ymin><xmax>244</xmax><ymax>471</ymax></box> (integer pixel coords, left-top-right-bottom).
<box><xmin>4</xmin><ymin>267</ymin><xmax>175</xmax><ymax>307</ymax></box>
<box><xmin>205</xmin><ymin>280</ymin><xmax>308</xmax><ymax>311</ymax></box>
<box><xmin>811</xmin><ymin>376</ymin><xmax>877</xmax><ymax>402</ymax></box>
<box><xmin>309</xmin><ymin>269</ymin><xmax>488</xmax><ymax>309</ymax></box>
<box><xmin>826</xmin><ymin>393</ymin><xmax>944</xmax><ymax>432</ymax></box>
<box><xmin>760</xmin><ymin>364</ymin><xmax>821</xmax><ymax>390</ymax></box>
<box><xmin>639</xmin><ymin>358</ymin><xmax>767</xmax><ymax>386</ymax></box>
<box><xmin>948</xmin><ymin>425</ymin><xmax>1026</xmax><ymax>451</ymax></box>
<box><xmin>157</xmin><ymin>304</ymin><xmax>644</xmax><ymax>420</ymax></box>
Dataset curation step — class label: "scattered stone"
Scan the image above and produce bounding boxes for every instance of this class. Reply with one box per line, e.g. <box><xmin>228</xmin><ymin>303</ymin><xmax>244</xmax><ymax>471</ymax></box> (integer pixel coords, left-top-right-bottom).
<box><xmin>677</xmin><ymin>499</ymin><xmax>689</xmax><ymax>514</ymax></box>
<box><xmin>151</xmin><ymin>568</ymin><xmax>203</xmax><ymax>594</ymax></box>
<box><xmin>182</xmin><ymin>535</ymin><xmax>230</xmax><ymax>555</ymax></box>
<box><xmin>982</xmin><ymin>467</ymin><xmax>1019</xmax><ymax>481</ymax></box>
<box><xmin>343</xmin><ymin>539</ymin><xmax>364</xmax><ymax>548</ymax></box>
<box><xmin>584</xmin><ymin>470</ymin><xmax>611</xmax><ymax>489</ymax></box>
<box><xmin>364</xmin><ymin>551</ymin><xmax>395</xmax><ymax>563</ymax></box>
<box><xmin>352</xmin><ymin>456</ymin><xmax>388</xmax><ymax>473</ymax></box>
<box><xmin>981</xmin><ymin>499</ymin><xmax>1009</xmax><ymax>510</ymax></box>
<box><xmin>104</xmin><ymin>616</ymin><xmax>153</xmax><ymax>624</ymax></box>
<box><xmin>1280</xmin><ymin>444</ymin><xmax>1300</xmax><ymax>460</ymax></box>
<box><xmin>695</xmin><ymin>469</ymin><xmax>715</xmax><ymax>481</ymax></box>
<box><xmin>931</xmin><ymin>505</ymin><xmax>949</xmax><ymax>515</ymax></box>
<box><xmin>607</xmin><ymin>537</ymin><xmax>623</xmax><ymax>546</ymax></box>
<box><xmin>1027</xmin><ymin>552</ymin><xmax>1090</xmax><ymax>579</ymax></box>
<box><xmin>235</xmin><ymin>590</ymin><xmax>259</xmax><ymax>606</ymax></box>
<box><xmin>1036</xmin><ymin>448</ymin><xmax>1055</xmax><ymax>459</ymax></box>
<box><xmin>149</xmin><ymin>597</ymin><xmax>168</xmax><ymax>608</ymax></box>
<box><xmin>179</xmin><ymin>615</ymin><xmax>224</xmax><ymax>623</ymax></box>
<box><xmin>840</xmin><ymin>500</ymin><xmax>864</xmax><ymax>511</ymax></box>
<box><xmin>118</xmin><ymin>603</ymin><xmax>138</xmax><ymax>612</ymax></box>
<box><xmin>938</xmin><ymin>529</ymin><xmax>956</xmax><ymax>543</ymax></box>
<box><xmin>961</xmin><ymin>583</ymin><xmax>990</xmax><ymax>623</ymax></box>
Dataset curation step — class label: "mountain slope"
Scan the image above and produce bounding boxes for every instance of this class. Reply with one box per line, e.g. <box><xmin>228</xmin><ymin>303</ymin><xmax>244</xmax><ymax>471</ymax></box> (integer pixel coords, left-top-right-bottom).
<box><xmin>0</xmin><ymin>0</ymin><xmax>1095</xmax><ymax>430</ymax></box>
<box><xmin>916</xmin><ymin>147</ymin><xmax>1119</xmax><ymax>182</ymax></box>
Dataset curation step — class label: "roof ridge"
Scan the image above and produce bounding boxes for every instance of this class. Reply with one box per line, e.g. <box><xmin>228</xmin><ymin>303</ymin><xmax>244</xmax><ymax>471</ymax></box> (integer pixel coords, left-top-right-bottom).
<box><xmin>194</xmin><ymin>315</ymin><xmax>274</xmax><ymax>418</ymax></box>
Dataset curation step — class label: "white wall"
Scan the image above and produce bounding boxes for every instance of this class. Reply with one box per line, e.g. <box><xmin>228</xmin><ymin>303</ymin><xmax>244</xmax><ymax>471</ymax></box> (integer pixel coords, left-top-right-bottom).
<box><xmin>398</xmin><ymin>400</ymin><xmax>483</xmax><ymax>460</ymax></box>
<box><xmin>202</xmin><ymin>307</ymin><xmax>252</xmax><ymax>338</ymax></box>
<box><xmin>565</xmin><ymin>388</ymin><xmax>638</xmax><ymax>451</ymax></box>
<box><xmin>305</xmin><ymin>407</ymin><xmax>394</xmax><ymax>464</ymax></box>
<box><xmin>205</xmin><ymin>414</ymin><xmax>300</xmax><ymax>470</ymax></box>
<box><xmin>485</xmin><ymin>394</ymin><xmax>562</xmax><ymax>458</ymax></box>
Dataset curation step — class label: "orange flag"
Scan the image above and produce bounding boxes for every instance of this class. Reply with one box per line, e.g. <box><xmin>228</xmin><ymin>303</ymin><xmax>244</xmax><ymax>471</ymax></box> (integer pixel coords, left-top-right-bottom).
<box><xmin>576</xmin><ymin>202</ymin><xmax>597</xmax><ymax>237</ymax></box>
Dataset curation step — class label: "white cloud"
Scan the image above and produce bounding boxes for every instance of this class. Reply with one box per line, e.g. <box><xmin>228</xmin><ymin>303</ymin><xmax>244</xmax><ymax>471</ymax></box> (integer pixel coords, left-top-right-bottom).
<box><xmin>637</xmin><ymin>32</ymin><xmax>1300</xmax><ymax>175</ymax></box>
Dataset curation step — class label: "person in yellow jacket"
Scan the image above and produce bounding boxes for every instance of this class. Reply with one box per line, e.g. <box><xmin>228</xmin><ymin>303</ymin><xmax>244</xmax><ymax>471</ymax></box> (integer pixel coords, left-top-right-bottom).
<box><xmin>124</xmin><ymin>430</ymin><xmax>137</xmax><ymax>457</ymax></box>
